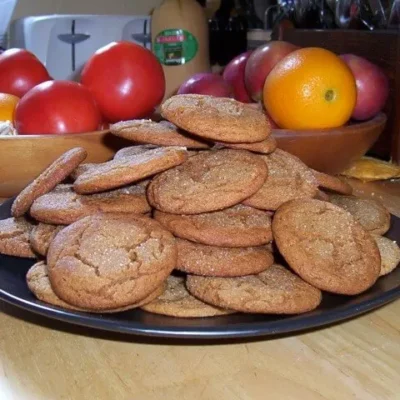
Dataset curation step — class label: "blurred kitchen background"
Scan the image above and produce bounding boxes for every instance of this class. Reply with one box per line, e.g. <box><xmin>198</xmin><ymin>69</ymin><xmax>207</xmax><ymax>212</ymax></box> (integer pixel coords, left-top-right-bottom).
<box><xmin>1</xmin><ymin>0</ymin><xmax>400</xmax><ymax>162</ymax></box>
<box><xmin>3</xmin><ymin>0</ymin><xmax>400</xmax><ymax>68</ymax></box>
<box><xmin>11</xmin><ymin>0</ymin><xmax>160</xmax><ymax>18</ymax></box>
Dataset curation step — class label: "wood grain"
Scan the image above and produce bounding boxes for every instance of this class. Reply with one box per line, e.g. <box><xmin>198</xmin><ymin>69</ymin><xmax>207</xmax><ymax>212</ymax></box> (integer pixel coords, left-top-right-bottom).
<box><xmin>0</xmin><ymin>180</ymin><xmax>399</xmax><ymax>400</ymax></box>
<box><xmin>0</xmin><ymin>131</ymin><xmax>130</xmax><ymax>198</ymax></box>
<box><xmin>273</xmin><ymin>113</ymin><xmax>386</xmax><ymax>175</ymax></box>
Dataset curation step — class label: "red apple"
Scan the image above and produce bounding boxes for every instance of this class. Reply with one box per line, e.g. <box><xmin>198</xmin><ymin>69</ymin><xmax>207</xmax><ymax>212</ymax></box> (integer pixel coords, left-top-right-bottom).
<box><xmin>178</xmin><ymin>73</ymin><xmax>233</xmax><ymax>97</ymax></box>
<box><xmin>222</xmin><ymin>51</ymin><xmax>253</xmax><ymax>103</ymax></box>
<box><xmin>245</xmin><ymin>41</ymin><xmax>299</xmax><ymax>102</ymax></box>
<box><xmin>340</xmin><ymin>54</ymin><xmax>389</xmax><ymax>121</ymax></box>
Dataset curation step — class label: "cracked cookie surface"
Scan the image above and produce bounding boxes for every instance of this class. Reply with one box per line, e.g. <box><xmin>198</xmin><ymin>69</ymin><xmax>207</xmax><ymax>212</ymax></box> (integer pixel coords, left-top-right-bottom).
<box><xmin>110</xmin><ymin>119</ymin><xmax>211</xmax><ymax>149</ymax></box>
<box><xmin>186</xmin><ymin>264</ymin><xmax>322</xmax><ymax>314</ymax></box>
<box><xmin>30</xmin><ymin>223</ymin><xmax>63</xmax><ymax>256</ymax></box>
<box><xmin>176</xmin><ymin>238</ymin><xmax>274</xmax><ymax>277</ymax></box>
<box><xmin>272</xmin><ymin>199</ymin><xmax>381</xmax><ymax>295</ymax></box>
<box><xmin>329</xmin><ymin>195</ymin><xmax>390</xmax><ymax>235</ymax></box>
<box><xmin>74</xmin><ymin>147</ymin><xmax>188</xmax><ymax>194</ymax></box>
<box><xmin>141</xmin><ymin>275</ymin><xmax>234</xmax><ymax>317</ymax></box>
<box><xmin>12</xmin><ymin>147</ymin><xmax>87</xmax><ymax>217</ymax></box>
<box><xmin>30</xmin><ymin>183</ymin><xmax>151</xmax><ymax>225</ymax></box>
<box><xmin>147</xmin><ymin>149</ymin><xmax>268</xmax><ymax>214</ymax></box>
<box><xmin>154</xmin><ymin>205</ymin><xmax>273</xmax><ymax>247</ymax></box>
<box><xmin>161</xmin><ymin>94</ymin><xmax>271</xmax><ymax>143</ymax></box>
<box><xmin>0</xmin><ymin>217</ymin><xmax>36</xmax><ymax>258</ymax></box>
<box><xmin>243</xmin><ymin>149</ymin><xmax>318</xmax><ymax>211</ymax></box>
<box><xmin>27</xmin><ymin>261</ymin><xmax>165</xmax><ymax>313</ymax></box>
<box><xmin>47</xmin><ymin>213</ymin><xmax>177</xmax><ymax>310</ymax></box>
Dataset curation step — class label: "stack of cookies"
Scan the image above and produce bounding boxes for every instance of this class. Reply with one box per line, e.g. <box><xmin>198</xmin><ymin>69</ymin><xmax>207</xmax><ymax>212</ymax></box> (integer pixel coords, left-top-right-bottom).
<box><xmin>0</xmin><ymin>94</ymin><xmax>399</xmax><ymax>318</ymax></box>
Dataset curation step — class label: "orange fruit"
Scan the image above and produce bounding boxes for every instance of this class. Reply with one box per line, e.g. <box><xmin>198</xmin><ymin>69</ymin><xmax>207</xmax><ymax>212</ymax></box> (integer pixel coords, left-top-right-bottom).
<box><xmin>263</xmin><ymin>47</ymin><xmax>357</xmax><ymax>130</ymax></box>
<box><xmin>0</xmin><ymin>93</ymin><xmax>20</xmax><ymax>122</ymax></box>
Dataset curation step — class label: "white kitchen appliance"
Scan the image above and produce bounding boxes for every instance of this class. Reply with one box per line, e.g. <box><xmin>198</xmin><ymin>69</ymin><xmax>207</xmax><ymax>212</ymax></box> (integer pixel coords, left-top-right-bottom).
<box><xmin>9</xmin><ymin>14</ymin><xmax>151</xmax><ymax>80</ymax></box>
<box><xmin>0</xmin><ymin>0</ymin><xmax>18</xmax><ymax>48</ymax></box>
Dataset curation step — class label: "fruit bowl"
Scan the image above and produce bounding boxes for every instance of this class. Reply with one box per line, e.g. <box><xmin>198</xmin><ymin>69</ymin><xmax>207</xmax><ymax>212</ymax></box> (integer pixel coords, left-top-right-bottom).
<box><xmin>0</xmin><ymin>130</ymin><xmax>131</xmax><ymax>198</ymax></box>
<box><xmin>272</xmin><ymin>113</ymin><xmax>387</xmax><ymax>175</ymax></box>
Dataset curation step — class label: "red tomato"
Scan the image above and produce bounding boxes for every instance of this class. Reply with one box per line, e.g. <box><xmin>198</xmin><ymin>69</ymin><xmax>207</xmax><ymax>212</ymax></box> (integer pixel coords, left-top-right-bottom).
<box><xmin>81</xmin><ymin>41</ymin><xmax>165</xmax><ymax>122</ymax></box>
<box><xmin>0</xmin><ymin>48</ymin><xmax>51</xmax><ymax>98</ymax></box>
<box><xmin>15</xmin><ymin>80</ymin><xmax>102</xmax><ymax>135</ymax></box>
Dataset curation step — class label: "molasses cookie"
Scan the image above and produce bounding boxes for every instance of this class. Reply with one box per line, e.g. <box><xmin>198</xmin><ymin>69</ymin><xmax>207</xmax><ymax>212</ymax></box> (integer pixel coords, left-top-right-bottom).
<box><xmin>147</xmin><ymin>149</ymin><xmax>268</xmax><ymax>214</ymax></box>
<box><xmin>74</xmin><ymin>146</ymin><xmax>188</xmax><ymax>194</ymax></box>
<box><xmin>176</xmin><ymin>238</ymin><xmax>274</xmax><ymax>277</ymax></box>
<box><xmin>154</xmin><ymin>204</ymin><xmax>273</xmax><ymax>247</ymax></box>
<box><xmin>110</xmin><ymin>119</ymin><xmax>210</xmax><ymax>149</ymax></box>
<box><xmin>312</xmin><ymin>170</ymin><xmax>353</xmax><ymax>195</ymax></box>
<box><xmin>161</xmin><ymin>94</ymin><xmax>270</xmax><ymax>143</ymax></box>
<box><xmin>47</xmin><ymin>213</ymin><xmax>176</xmax><ymax>310</ymax></box>
<box><xmin>329</xmin><ymin>195</ymin><xmax>391</xmax><ymax>235</ymax></box>
<box><xmin>12</xmin><ymin>147</ymin><xmax>87</xmax><ymax>217</ymax></box>
<box><xmin>27</xmin><ymin>261</ymin><xmax>165</xmax><ymax>313</ymax></box>
<box><xmin>373</xmin><ymin>235</ymin><xmax>400</xmax><ymax>276</ymax></box>
<box><xmin>0</xmin><ymin>217</ymin><xmax>36</xmax><ymax>258</ymax></box>
<box><xmin>216</xmin><ymin>136</ymin><xmax>277</xmax><ymax>154</ymax></box>
<box><xmin>314</xmin><ymin>190</ymin><xmax>330</xmax><ymax>201</ymax></box>
<box><xmin>272</xmin><ymin>199</ymin><xmax>381</xmax><ymax>295</ymax></box>
<box><xmin>186</xmin><ymin>264</ymin><xmax>322</xmax><ymax>314</ymax></box>
<box><xmin>113</xmin><ymin>145</ymin><xmax>159</xmax><ymax>160</ymax></box>
<box><xmin>141</xmin><ymin>276</ymin><xmax>234</xmax><ymax>318</ymax></box>
<box><xmin>30</xmin><ymin>223</ymin><xmax>63</xmax><ymax>256</ymax></box>
<box><xmin>31</xmin><ymin>183</ymin><xmax>151</xmax><ymax>225</ymax></box>
<box><xmin>243</xmin><ymin>149</ymin><xmax>318</xmax><ymax>210</ymax></box>
<box><xmin>70</xmin><ymin>163</ymin><xmax>97</xmax><ymax>180</ymax></box>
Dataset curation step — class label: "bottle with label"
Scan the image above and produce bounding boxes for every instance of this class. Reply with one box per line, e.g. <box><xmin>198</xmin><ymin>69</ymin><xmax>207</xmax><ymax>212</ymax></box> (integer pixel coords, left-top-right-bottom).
<box><xmin>152</xmin><ymin>0</ymin><xmax>211</xmax><ymax>99</ymax></box>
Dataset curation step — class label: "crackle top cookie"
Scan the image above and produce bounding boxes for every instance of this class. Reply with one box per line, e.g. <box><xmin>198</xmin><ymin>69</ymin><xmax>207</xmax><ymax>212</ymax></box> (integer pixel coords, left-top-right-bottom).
<box><xmin>272</xmin><ymin>199</ymin><xmax>381</xmax><ymax>295</ymax></box>
<box><xmin>161</xmin><ymin>94</ymin><xmax>271</xmax><ymax>143</ymax></box>
<box><xmin>147</xmin><ymin>149</ymin><xmax>268</xmax><ymax>214</ymax></box>
<box><xmin>47</xmin><ymin>213</ymin><xmax>177</xmax><ymax>310</ymax></box>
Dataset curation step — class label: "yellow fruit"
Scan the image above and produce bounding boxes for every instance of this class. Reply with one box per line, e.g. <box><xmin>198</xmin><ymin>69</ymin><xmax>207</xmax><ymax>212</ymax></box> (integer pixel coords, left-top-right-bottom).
<box><xmin>0</xmin><ymin>93</ymin><xmax>20</xmax><ymax>122</ymax></box>
<box><xmin>341</xmin><ymin>157</ymin><xmax>400</xmax><ymax>182</ymax></box>
<box><xmin>263</xmin><ymin>47</ymin><xmax>357</xmax><ymax>130</ymax></box>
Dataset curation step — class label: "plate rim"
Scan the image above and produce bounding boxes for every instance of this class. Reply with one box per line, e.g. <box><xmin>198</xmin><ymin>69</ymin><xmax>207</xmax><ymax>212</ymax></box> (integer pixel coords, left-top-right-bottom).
<box><xmin>0</xmin><ymin>199</ymin><xmax>399</xmax><ymax>340</ymax></box>
<box><xmin>0</xmin><ymin>283</ymin><xmax>399</xmax><ymax>339</ymax></box>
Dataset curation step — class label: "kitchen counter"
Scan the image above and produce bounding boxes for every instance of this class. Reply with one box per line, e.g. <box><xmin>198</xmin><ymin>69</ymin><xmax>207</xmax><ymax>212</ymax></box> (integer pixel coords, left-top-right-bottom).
<box><xmin>0</xmin><ymin>179</ymin><xmax>399</xmax><ymax>400</ymax></box>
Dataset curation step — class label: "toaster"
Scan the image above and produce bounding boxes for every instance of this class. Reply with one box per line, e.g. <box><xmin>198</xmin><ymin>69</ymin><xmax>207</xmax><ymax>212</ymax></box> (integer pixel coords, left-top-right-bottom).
<box><xmin>9</xmin><ymin>14</ymin><xmax>151</xmax><ymax>80</ymax></box>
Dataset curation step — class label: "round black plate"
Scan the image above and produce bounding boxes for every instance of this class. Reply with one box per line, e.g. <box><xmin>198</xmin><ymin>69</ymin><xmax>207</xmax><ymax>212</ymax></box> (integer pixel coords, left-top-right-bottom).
<box><xmin>0</xmin><ymin>199</ymin><xmax>399</xmax><ymax>339</ymax></box>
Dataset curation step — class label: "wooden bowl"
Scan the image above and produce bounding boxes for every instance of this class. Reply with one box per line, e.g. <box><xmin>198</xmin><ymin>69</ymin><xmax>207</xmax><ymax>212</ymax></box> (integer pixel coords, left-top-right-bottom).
<box><xmin>272</xmin><ymin>113</ymin><xmax>387</xmax><ymax>175</ymax></box>
<box><xmin>0</xmin><ymin>130</ymin><xmax>131</xmax><ymax>198</ymax></box>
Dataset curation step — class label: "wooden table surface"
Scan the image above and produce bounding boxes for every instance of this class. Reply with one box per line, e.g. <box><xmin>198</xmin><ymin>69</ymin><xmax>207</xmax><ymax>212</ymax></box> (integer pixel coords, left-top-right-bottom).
<box><xmin>0</xmin><ymin>180</ymin><xmax>399</xmax><ymax>400</ymax></box>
